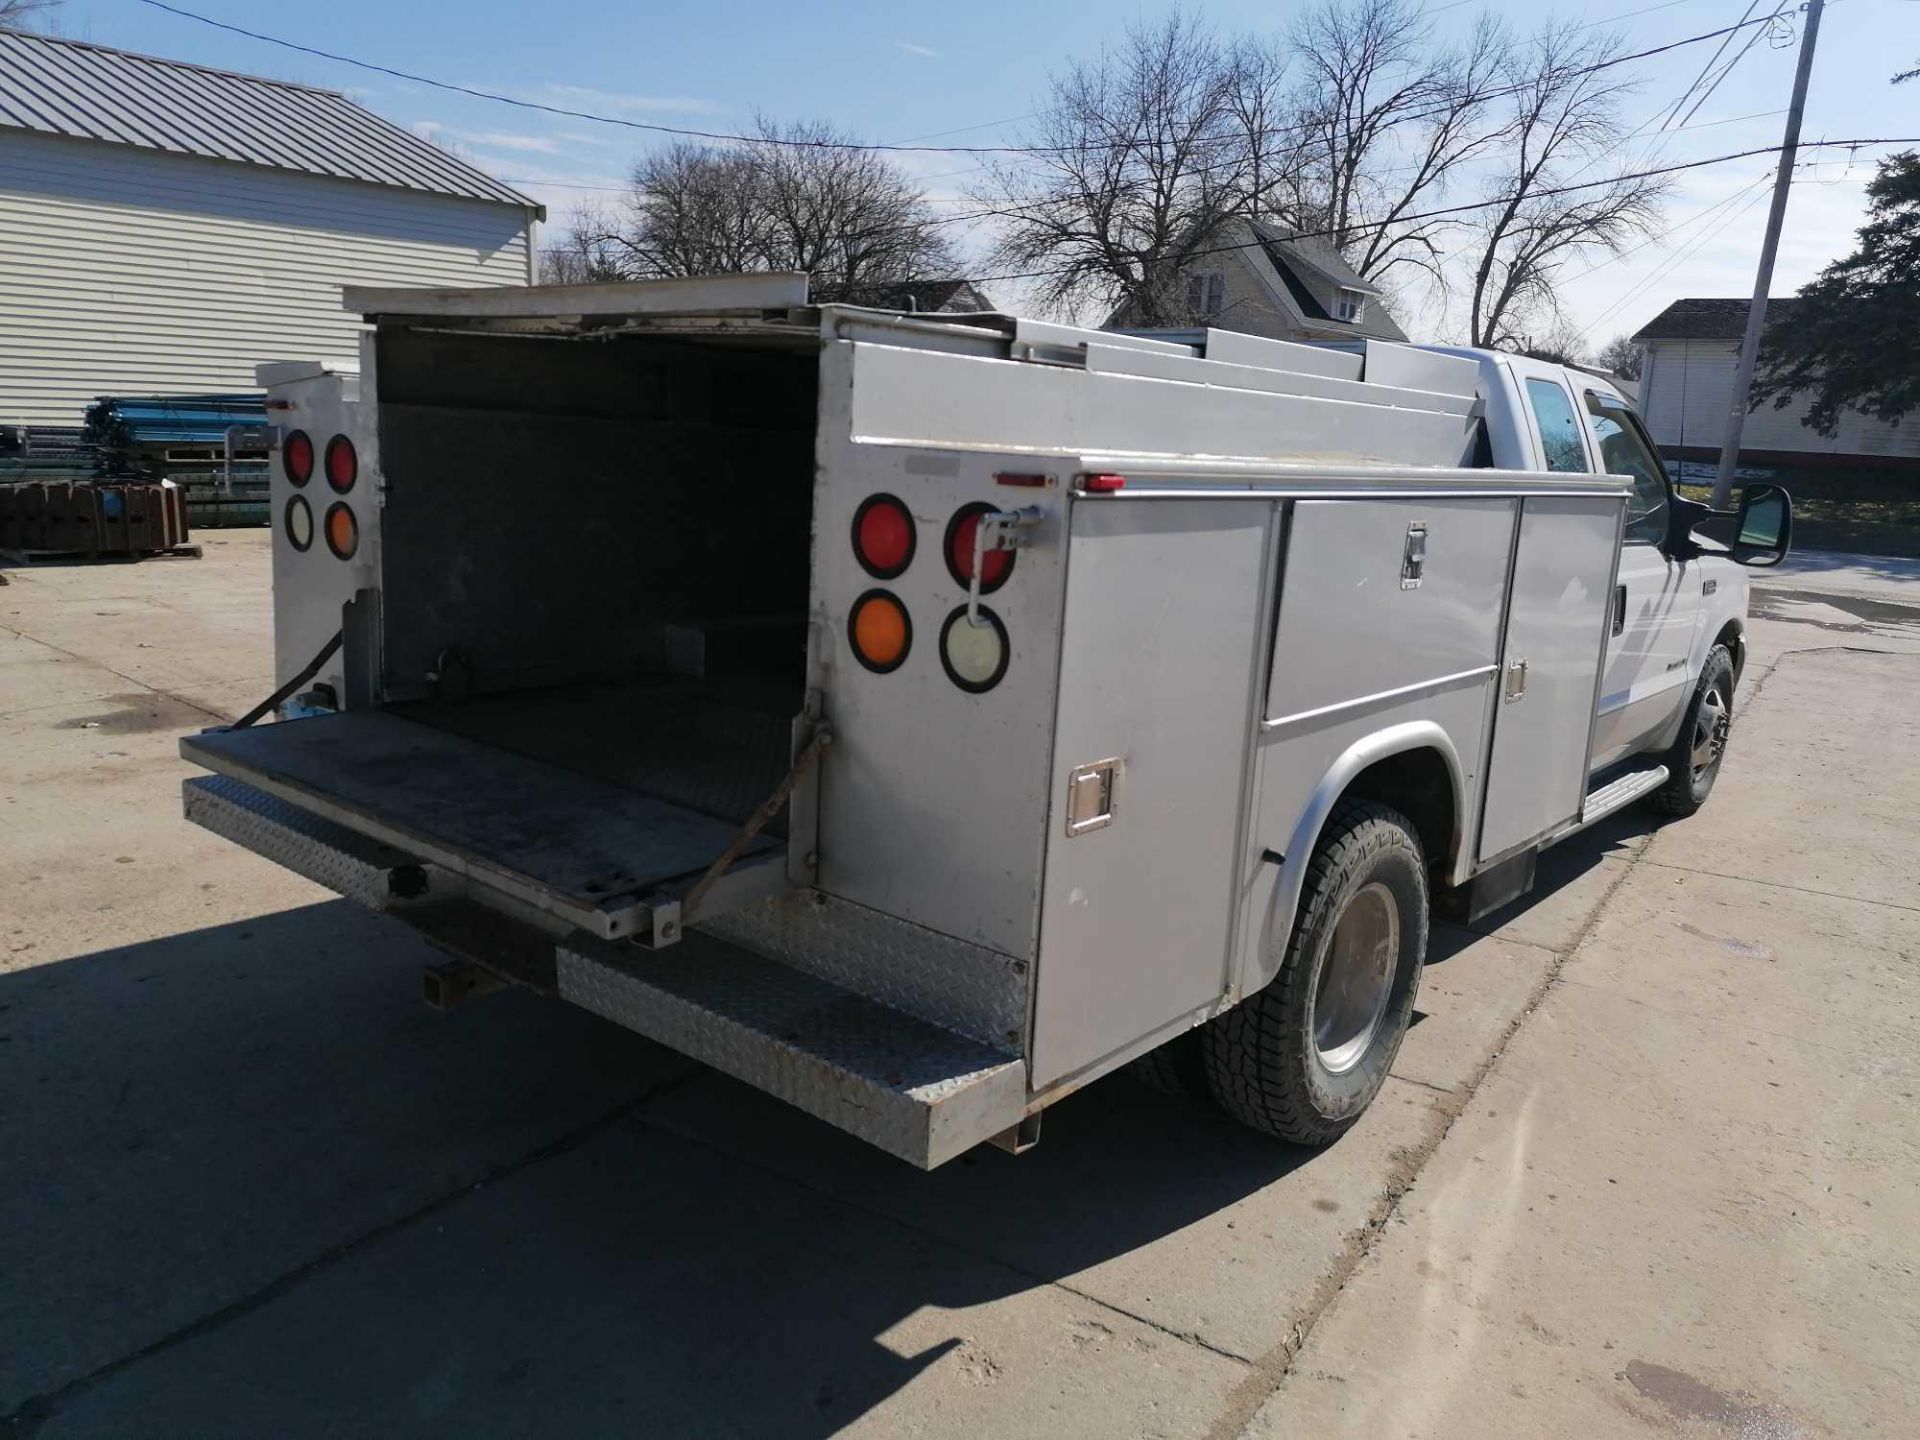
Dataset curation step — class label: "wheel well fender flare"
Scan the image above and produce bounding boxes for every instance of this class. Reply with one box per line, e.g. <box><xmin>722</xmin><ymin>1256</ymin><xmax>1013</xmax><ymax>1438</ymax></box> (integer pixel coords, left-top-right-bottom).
<box><xmin>1247</xmin><ymin>721</ymin><xmax>1466</xmax><ymax>997</ymax></box>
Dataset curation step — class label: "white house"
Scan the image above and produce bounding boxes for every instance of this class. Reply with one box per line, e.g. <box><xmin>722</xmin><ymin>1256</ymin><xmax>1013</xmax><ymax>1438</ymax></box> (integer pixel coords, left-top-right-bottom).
<box><xmin>0</xmin><ymin>31</ymin><xmax>542</xmax><ymax>429</ymax></box>
<box><xmin>1106</xmin><ymin>217</ymin><xmax>1409</xmax><ymax>344</ymax></box>
<box><xmin>1633</xmin><ymin>297</ymin><xmax>1919</xmax><ymax>468</ymax></box>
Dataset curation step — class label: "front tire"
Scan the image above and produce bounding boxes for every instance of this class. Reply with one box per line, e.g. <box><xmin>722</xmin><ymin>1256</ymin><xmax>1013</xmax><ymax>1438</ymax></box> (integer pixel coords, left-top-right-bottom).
<box><xmin>1202</xmin><ymin>800</ymin><xmax>1428</xmax><ymax>1145</ymax></box>
<box><xmin>1650</xmin><ymin>644</ymin><xmax>1735</xmax><ymax>817</ymax></box>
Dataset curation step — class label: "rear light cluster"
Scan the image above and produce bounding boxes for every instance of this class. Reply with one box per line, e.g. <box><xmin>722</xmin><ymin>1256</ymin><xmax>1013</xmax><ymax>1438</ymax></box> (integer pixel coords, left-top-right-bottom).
<box><xmin>845</xmin><ymin>492</ymin><xmax>1016</xmax><ymax>692</ymax></box>
<box><xmin>283</xmin><ymin>432</ymin><xmax>359</xmax><ymax>560</ymax></box>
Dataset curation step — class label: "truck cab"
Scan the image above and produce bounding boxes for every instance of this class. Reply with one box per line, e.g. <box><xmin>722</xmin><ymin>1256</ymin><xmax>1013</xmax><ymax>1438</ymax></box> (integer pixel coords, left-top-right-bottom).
<box><xmin>1432</xmin><ymin>348</ymin><xmax>1758</xmax><ymax>774</ymax></box>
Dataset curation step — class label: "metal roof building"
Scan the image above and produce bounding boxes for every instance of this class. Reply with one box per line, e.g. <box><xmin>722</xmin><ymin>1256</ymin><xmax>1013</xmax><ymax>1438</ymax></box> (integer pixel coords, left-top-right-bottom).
<box><xmin>0</xmin><ymin>30</ymin><xmax>542</xmax><ymax>428</ymax></box>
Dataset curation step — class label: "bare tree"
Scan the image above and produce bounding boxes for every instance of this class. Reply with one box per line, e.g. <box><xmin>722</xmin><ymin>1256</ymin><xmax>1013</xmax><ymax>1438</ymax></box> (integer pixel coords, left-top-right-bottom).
<box><xmin>971</xmin><ymin>13</ymin><xmax>1266</xmax><ymax>325</ymax></box>
<box><xmin>581</xmin><ymin>119</ymin><xmax>957</xmax><ymax>298</ymax></box>
<box><xmin>1515</xmin><ymin>315</ymin><xmax>1592</xmax><ymax>365</ymax></box>
<box><xmin>1282</xmin><ymin>0</ymin><xmax>1506</xmax><ymax>286</ymax></box>
<box><xmin>1593</xmin><ymin>332</ymin><xmax>1643</xmax><ymax>380</ymax></box>
<box><xmin>1463</xmin><ymin>26</ymin><xmax>1666</xmax><ymax>349</ymax></box>
<box><xmin>972</xmin><ymin>2</ymin><xmax>1522</xmax><ymax>323</ymax></box>
<box><xmin>0</xmin><ymin>0</ymin><xmax>60</xmax><ymax>30</ymax></box>
<box><xmin>539</xmin><ymin>208</ymin><xmax>632</xmax><ymax>285</ymax></box>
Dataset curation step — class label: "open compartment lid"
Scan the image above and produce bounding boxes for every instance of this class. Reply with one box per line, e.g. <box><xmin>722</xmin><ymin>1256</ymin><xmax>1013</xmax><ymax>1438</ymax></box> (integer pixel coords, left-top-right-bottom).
<box><xmin>182</xmin><ymin>711</ymin><xmax>780</xmax><ymax>941</ymax></box>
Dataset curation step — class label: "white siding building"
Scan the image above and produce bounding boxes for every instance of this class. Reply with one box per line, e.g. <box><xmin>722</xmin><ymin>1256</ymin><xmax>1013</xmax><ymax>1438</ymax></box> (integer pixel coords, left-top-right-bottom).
<box><xmin>0</xmin><ymin>31</ymin><xmax>541</xmax><ymax>428</ymax></box>
<box><xmin>1633</xmin><ymin>298</ymin><xmax>1920</xmax><ymax>467</ymax></box>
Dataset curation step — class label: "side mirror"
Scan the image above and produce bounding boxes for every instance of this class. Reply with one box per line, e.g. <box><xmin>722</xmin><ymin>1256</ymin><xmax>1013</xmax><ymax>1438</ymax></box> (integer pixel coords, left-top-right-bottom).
<box><xmin>1731</xmin><ymin>483</ymin><xmax>1792</xmax><ymax>567</ymax></box>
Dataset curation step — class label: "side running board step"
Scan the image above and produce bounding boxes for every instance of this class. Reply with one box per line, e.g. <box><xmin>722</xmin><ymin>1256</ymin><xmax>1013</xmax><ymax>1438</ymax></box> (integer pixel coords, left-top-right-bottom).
<box><xmin>1547</xmin><ymin>763</ymin><xmax>1670</xmax><ymax>846</ymax></box>
<box><xmin>559</xmin><ymin>930</ymin><xmax>1026</xmax><ymax>1170</ymax></box>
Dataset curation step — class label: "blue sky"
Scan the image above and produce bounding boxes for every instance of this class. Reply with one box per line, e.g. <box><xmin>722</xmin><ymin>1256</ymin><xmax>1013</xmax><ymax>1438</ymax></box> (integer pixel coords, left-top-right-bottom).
<box><xmin>39</xmin><ymin>0</ymin><xmax>1920</xmax><ymax>347</ymax></box>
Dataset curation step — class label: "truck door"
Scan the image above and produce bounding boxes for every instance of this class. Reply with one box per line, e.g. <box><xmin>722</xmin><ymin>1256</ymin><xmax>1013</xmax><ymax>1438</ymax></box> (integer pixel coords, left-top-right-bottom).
<box><xmin>1029</xmin><ymin>497</ymin><xmax>1275</xmax><ymax>1092</ymax></box>
<box><xmin>1581</xmin><ymin>389</ymin><xmax>1701</xmax><ymax>768</ymax></box>
<box><xmin>1477</xmin><ymin>493</ymin><xmax>1624</xmax><ymax>860</ymax></box>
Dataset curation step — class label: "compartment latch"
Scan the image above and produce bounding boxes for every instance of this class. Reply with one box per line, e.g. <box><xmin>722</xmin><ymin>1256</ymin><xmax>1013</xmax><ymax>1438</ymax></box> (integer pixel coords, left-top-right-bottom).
<box><xmin>1401</xmin><ymin>522</ymin><xmax>1428</xmax><ymax>589</ymax></box>
<box><xmin>1065</xmin><ymin>758</ymin><xmax>1119</xmax><ymax>837</ymax></box>
<box><xmin>1504</xmin><ymin>659</ymin><xmax>1529</xmax><ymax>703</ymax></box>
<box><xmin>968</xmin><ymin>506</ymin><xmax>1045</xmax><ymax>627</ymax></box>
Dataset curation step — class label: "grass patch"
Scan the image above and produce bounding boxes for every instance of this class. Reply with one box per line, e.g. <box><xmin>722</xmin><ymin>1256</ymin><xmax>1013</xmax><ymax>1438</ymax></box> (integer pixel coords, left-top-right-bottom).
<box><xmin>1672</xmin><ymin>463</ymin><xmax>1920</xmax><ymax>559</ymax></box>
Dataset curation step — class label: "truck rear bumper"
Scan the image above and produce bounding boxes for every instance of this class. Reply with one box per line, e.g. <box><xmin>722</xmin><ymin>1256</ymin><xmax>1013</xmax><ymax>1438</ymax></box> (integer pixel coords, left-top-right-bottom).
<box><xmin>182</xmin><ymin>774</ymin><xmax>1026</xmax><ymax>1168</ymax></box>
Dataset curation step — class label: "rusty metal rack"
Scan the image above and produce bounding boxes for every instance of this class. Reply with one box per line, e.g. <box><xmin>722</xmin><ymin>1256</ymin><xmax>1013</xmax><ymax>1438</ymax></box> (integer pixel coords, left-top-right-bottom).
<box><xmin>0</xmin><ymin>480</ymin><xmax>198</xmax><ymax>562</ymax></box>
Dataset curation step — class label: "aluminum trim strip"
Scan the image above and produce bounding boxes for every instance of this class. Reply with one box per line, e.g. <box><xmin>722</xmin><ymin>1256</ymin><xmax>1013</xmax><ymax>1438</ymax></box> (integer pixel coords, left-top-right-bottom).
<box><xmin>1083</xmin><ymin>487</ymin><xmax>1629</xmax><ymax>501</ymax></box>
<box><xmin>1263</xmin><ymin>664</ymin><xmax>1499</xmax><ymax>734</ymax></box>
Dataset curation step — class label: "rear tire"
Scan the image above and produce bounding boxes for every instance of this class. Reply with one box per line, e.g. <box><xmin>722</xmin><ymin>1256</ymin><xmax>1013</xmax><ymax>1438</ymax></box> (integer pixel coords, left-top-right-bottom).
<box><xmin>1650</xmin><ymin>644</ymin><xmax>1735</xmax><ymax>817</ymax></box>
<box><xmin>1202</xmin><ymin>800</ymin><xmax>1428</xmax><ymax>1146</ymax></box>
<box><xmin>1129</xmin><ymin>1031</ymin><xmax>1207</xmax><ymax>1097</ymax></box>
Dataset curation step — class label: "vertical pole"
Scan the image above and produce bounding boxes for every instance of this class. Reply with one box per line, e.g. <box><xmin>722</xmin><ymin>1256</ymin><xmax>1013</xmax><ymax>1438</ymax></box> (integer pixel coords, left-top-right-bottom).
<box><xmin>1710</xmin><ymin>0</ymin><xmax>1824</xmax><ymax>509</ymax></box>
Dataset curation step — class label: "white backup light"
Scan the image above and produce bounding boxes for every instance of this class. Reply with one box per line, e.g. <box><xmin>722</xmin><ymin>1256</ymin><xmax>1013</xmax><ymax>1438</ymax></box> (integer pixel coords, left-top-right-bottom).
<box><xmin>940</xmin><ymin>605</ymin><xmax>1010</xmax><ymax>693</ymax></box>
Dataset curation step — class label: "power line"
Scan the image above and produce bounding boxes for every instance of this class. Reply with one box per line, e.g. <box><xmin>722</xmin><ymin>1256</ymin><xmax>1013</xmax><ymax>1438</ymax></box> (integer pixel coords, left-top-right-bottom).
<box><xmin>963</xmin><ymin>137</ymin><xmax>1919</xmax><ymax>286</ymax></box>
<box><xmin>502</xmin><ymin>103</ymin><xmax>1793</xmax><ymax>213</ymax></box>
<box><xmin>133</xmin><ymin>0</ymin><xmax>1822</xmax><ymax>160</ymax></box>
<box><xmin>1574</xmin><ymin>0</ymin><xmax>1709</xmax><ymax>31</ymax></box>
<box><xmin>1571</xmin><ymin>172</ymin><xmax>1774</xmax><ymax>335</ymax></box>
<box><xmin>1583</xmin><ymin>176</ymin><xmax>1772</xmax><ymax>335</ymax></box>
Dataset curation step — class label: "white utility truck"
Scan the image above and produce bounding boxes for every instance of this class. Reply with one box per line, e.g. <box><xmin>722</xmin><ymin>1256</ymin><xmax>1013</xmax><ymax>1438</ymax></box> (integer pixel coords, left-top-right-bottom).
<box><xmin>180</xmin><ymin>274</ymin><xmax>1791</xmax><ymax>1168</ymax></box>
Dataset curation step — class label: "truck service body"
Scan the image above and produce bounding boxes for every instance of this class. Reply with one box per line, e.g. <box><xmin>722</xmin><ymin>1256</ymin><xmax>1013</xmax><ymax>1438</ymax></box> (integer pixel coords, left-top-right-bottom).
<box><xmin>180</xmin><ymin>274</ymin><xmax>1789</xmax><ymax>1168</ymax></box>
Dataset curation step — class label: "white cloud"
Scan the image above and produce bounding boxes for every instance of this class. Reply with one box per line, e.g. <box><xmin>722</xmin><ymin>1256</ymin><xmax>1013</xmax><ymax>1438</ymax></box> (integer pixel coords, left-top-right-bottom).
<box><xmin>412</xmin><ymin>120</ymin><xmax>569</xmax><ymax>155</ymax></box>
<box><xmin>459</xmin><ymin>129</ymin><xmax>566</xmax><ymax>154</ymax></box>
<box><xmin>526</xmin><ymin>84</ymin><xmax>724</xmax><ymax>117</ymax></box>
<box><xmin>895</xmin><ymin>41</ymin><xmax>939</xmax><ymax>58</ymax></box>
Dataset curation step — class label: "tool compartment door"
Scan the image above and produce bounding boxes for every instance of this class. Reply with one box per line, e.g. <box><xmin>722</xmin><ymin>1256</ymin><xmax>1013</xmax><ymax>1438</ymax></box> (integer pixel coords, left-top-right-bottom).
<box><xmin>1030</xmin><ymin>498</ymin><xmax>1274</xmax><ymax>1091</ymax></box>
<box><xmin>1477</xmin><ymin>494</ymin><xmax>1625</xmax><ymax>860</ymax></box>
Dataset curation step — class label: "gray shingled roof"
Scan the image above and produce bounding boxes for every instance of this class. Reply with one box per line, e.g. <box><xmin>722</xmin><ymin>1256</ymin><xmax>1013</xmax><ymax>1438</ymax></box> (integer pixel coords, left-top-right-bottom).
<box><xmin>1250</xmin><ymin>222</ymin><xmax>1407</xmax><ymax>342</ymax></box>
<box><xmin>0</xmin><ymin>30</ymin><xmax>539</xmax><ymax>213</ymax></box>
<box><xmin>1632</xmin><ymin>297</ymin><xmax>1801</xmax><ymax>342</ymax></box>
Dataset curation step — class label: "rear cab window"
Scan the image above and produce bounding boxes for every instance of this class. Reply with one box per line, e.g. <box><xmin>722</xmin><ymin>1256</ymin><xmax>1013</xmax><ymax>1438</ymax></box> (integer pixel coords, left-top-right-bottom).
<box><xmin>1523</xmin><ymin>377</ymin><xmax>1590</xmax><ymax>473</ymax></box>
<box><xmin>1583</xmin><ymin>389</ymin><xmax>1671</xmax><ymax>546</ymax></box>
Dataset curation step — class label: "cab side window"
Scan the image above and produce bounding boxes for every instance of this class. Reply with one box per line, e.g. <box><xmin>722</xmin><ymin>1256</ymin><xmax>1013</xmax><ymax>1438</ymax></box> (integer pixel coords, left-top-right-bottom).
<box><xmin>1524</xmin><ymin>378</ymin><xmax>1588</xmax><ymax>473</ymax></box>
<box><xmin>1584</xmin><ymin>390</ymin><xmax>1670</xmax><ymax>546</ymax></box>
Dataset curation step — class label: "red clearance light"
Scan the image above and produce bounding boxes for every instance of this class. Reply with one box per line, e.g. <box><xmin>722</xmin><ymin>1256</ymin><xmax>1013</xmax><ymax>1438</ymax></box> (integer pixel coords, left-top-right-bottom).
<box><xmin>283</xmin><ymin>429</ymin><xmax>313</xmax><ymax>487</ymax></box>
<box><xmin>324</xmin><ymin>435</ymin><xmax>357</xmax><ymax>493</ymax></box>
<box><xmin>851</xmin><ymin>493</ymin><xmax>915</xmax><ymax>579</ymax></box>
<box><xmin>944</xmin><ymin>503</ymin><xmax>1014</xmax><ymax>594</ymax></box>
<box><xmin>1079</xmin><ymin>473</ymin><xmax>1126</xmax><ymax>493</ymax></box>
<box><xmin>994</xmin><ymin>472</ymin><xmax>1052</xmax><ymax>488</ymax></box>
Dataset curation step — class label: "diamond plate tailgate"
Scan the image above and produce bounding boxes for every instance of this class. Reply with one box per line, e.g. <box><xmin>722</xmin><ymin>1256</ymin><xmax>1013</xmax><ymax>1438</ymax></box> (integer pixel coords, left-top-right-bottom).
<box><xmin>559</xmin><ymin>931</ymin><xmax>1027</xmax><ymax>1169</ymax></box>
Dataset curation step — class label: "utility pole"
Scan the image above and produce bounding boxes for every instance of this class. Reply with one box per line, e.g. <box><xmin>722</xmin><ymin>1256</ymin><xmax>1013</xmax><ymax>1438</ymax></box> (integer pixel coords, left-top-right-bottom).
<box><xmin>1711</xmin><ymin>0</ymin><xmax>1824</xmax><ymax>509</ymax></box>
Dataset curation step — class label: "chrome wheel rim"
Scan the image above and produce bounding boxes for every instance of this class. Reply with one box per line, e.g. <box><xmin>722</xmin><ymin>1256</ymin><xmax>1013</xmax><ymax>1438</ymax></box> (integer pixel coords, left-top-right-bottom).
<box><xmin>1691</xmin><ymin>682</ymin><xmax>1731</xmax><ymax>784</ymax></box>
<box><xmin>1313</xmin><ymin>882</ymin><xmax>1400</xmax><ymax>1075</ymax></box>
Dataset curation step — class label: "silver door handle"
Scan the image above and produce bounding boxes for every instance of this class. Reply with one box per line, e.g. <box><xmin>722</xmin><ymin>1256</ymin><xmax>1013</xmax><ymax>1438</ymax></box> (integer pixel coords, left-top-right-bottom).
<box><xmin>1504</xmin><ymin>659</ymin><xmax>1528</xmax><ymax>703</ymax></box>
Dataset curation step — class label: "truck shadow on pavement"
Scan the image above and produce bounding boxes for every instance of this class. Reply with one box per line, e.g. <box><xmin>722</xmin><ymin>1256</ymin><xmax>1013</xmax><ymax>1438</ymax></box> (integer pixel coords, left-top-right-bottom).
<box><xmin>5</xmin><ymin>820</ymin><xmax>1645</xmax><ymax>1435</ymax></box>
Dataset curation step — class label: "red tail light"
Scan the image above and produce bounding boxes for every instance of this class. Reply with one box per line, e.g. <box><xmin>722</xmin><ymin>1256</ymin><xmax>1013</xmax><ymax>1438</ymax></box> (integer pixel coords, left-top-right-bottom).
<box><xmin>324</xmin><ymin>435</ymin><xmax>357</xmax><ymax>493</ymax></box>
<box><xmin>1079</xmin><ymin>473</ymin><xmax>1126</xmax><ymax>493</ymax></box>
<box><xmin>944</xmin><ymin>503</ymin><xmax>1014</xmax><ymax>594</ymax></box>
<box><xmin>852</xmin><ymin>493</ymin><xmax>915</xmax><ymax>578</ymax></box>
<box><xmin>283</xmin><ymin>430</ymin><xmax>313</xmax><ymax>486</ymax></box>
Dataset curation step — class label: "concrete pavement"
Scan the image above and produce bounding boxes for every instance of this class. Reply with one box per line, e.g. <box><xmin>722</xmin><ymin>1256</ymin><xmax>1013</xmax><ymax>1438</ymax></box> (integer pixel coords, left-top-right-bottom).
<box><xmin>3</xmin><ymin>534</ymin><xmax>1916</xmax><ymax>1437</ymax></box>
<box><xmin>1249</xmin><ymin>612</ymin><xmax>1920</xmax><ymax>1436</ymax></box>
